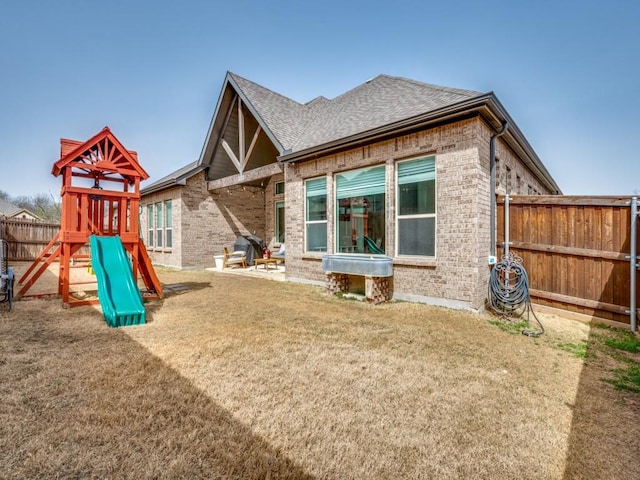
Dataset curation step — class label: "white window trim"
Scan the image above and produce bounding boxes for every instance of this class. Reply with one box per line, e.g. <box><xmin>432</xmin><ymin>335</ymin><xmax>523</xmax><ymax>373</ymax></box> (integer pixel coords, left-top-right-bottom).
<box><xmin>275</xmin><ymin>200</ymin><xmax>285</xmax><ymax>244</ymax></box>
<box><xmin>395</xmin><ymin>156</ymin><xmax>437</xmax><ymax>258</ymax></box>
<box><xmin>334</xmin><ymin>165</ymin><xmax>386</xmax><ymax>255</ymax></box>
<box><xmin>304</xmin><ymin>177</ymin><xmax>328</xmax><ymax>253</ymax></box>
<box><xmin>164</xmin><ymin>200</ymin><xmax>172</xmax><ymax>250</ymax></box>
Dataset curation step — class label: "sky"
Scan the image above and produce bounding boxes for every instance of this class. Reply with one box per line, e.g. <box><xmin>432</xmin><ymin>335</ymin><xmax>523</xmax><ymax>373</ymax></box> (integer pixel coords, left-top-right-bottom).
<box><xmin>0</xmin><ymin>0</ymin><xmax>638</xmax><ymax>199</ymax></box>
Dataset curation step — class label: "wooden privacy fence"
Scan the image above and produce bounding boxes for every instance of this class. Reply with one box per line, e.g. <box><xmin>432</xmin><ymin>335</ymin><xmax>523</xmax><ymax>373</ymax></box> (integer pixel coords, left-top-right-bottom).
<box><xmin>0</xmin><ymin>218</ymin><xmax>61</xmax><ymax>261</ymax></box>
<box><xmin>497</xmin><ymin>195</ymin><xmax>639</xmax><ymax>327</ymax></box>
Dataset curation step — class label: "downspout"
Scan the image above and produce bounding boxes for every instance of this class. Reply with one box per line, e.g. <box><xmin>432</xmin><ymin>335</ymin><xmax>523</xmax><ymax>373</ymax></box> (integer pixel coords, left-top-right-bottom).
<box><xmin>490</xmin><ymin>121</ymin><xmax>509</xmax><ymax>258</ymax></box>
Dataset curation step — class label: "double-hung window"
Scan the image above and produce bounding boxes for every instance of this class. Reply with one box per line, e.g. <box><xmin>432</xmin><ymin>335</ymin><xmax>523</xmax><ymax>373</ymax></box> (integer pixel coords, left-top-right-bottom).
<box><xmin>335</xmin><ymin>166</ymin><xmax>385</xmax><ymax>254</ymax></box>
<box><xmin>305</xmin><ymin>177</ymin><xmax>327</xmax><ymax>252</ymax></box>
<box><xmin>275</xmin><ymin>201</ymin><xmax>285</xmax><ymax>244</ymax></box>
<box><xmin>147</xmin><ymin>205</ymin><xmax>154</xmax><ymax>247</ymax></box>
<box><xmin>155</xmin><ymin>202</ymin><xmax>163</xmax><ymax>248</ymax></box>
<box><xmin>396</xmin><ymin>156</ymin><xmax>436</xmax><ymax>256</ymax></box>
<box><xmin>164</xmin><ymin>200</ymin><xmax>172</xmax><ymax>248</ymax></box>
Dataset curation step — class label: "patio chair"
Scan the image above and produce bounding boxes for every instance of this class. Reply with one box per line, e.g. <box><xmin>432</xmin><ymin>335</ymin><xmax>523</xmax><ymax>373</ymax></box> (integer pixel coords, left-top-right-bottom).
<box><xmin>271</xmin><ymin>243</ymin><xmax>285</xmax><ymax>264</ymax></box>
<box><xmin>223</xmin><ymin>247</ymin><xmax>247</xmax><ymax>268</ymax></box>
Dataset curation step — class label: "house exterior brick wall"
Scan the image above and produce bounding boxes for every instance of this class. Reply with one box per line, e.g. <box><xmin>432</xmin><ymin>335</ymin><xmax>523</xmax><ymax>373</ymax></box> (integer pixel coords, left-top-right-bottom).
<box><xmin>285</xmin><ymin>116</ymin><xmax>554</xmax><ymax>310</ymax></box>
<box><xmin>263</xmin><ymin>173</ymin><xmax>285</xmax><ymax>248</ymax></box>
<box><xmin>139</xmin><ymin>186</ymin><xmax>184</xmax><ymax>268</ymax></box>
<box><xmin>141</xmin><ymin>171</ymin><xmax>268</xmax><ymax>269</ymax></box>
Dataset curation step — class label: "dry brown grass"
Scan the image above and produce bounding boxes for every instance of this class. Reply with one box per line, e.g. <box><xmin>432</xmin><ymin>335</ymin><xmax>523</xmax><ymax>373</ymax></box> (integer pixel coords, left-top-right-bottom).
<box><xmin>2</xmin><ymin>266</ymin><xmax>639</xmax><ymax>479</ymax></box>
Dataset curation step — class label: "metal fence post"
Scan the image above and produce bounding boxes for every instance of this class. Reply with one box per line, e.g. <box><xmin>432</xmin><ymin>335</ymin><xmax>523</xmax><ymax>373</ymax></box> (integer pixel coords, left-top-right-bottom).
<box><xmin>630</xmin><ymin>196</ymin><xmax>638</xmax><ymax>332</ymax></box>
<box><xmin>504</xmin><ymin>194</ymin><xmax>510</xmax><ymax>259</ymax></box>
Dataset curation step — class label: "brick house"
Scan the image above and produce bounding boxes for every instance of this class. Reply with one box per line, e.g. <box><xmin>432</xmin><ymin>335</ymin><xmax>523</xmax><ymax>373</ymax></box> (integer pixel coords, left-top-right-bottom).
<box><xmin>141</xmin><ymin>72</ymin><xmax>560</xmax><ymax>310</ymax></box>
<box><xmin>0</xmin><ymin>198</ymin><xmax>42</xmax><ymax>221</ymax></box>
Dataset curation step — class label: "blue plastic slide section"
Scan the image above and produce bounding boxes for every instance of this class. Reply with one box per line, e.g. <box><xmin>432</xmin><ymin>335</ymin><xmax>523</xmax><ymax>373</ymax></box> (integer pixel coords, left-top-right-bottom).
<box><xmin>89</xmin><ymin>235</ymin><xmax>145</xmax><ymax>327</ymax></box>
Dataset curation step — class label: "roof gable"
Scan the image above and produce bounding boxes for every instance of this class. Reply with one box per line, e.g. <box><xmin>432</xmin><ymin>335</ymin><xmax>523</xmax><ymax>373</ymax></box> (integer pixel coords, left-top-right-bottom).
<box><xmin>198</xmin><ymin>72</ymin><xmax>482</xmax><ymax>174</ymax></box>
<box><xmin>52</xmin><ymin>127</ymin><xmax>148</xmax><ymax>184</ymax></box>
<box><xmin>228</xmin><ymin>73</ymin><xmax>325</xmax><ymax>152</ymax></box>
<box><xmin>0</xmin><ymin>198</ymin><xmax>21</xmax><ymax>216</ymax></box>
<box><xmin>195</xmin><ymin>72</ymin><xmax>559</xmax><ymax>194</ymax></box>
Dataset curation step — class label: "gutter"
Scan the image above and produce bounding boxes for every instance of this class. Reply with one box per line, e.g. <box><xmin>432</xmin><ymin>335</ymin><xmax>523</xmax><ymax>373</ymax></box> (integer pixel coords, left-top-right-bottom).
<box><xmin>490</xmin><ymin>122</ymin><xmax>509</xmax><ymax>258</ymax></box>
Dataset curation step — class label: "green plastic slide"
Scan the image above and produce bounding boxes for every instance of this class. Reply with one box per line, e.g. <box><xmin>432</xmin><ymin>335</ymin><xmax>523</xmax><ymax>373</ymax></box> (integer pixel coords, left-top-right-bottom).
<box><xmin>89</xmin><ymin>235</ymin><xmax>145</xmax><ymax>327</ymax></box>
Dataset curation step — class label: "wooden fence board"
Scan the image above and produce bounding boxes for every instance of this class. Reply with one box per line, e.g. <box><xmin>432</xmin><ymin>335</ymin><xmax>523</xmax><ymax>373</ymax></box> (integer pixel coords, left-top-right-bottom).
<box><xmin>499</xmin><ymin>195</ymin><xmax>638</xmax><ymax>326</ymax></box>
<box><xmin>1</xmin><ymin>218</ymin><xmax>61</xmax><ymax>261</ymax></box>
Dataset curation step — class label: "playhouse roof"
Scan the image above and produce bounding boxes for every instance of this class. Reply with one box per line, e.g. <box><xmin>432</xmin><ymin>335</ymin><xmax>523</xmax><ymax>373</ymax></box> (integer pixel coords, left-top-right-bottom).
<box><xmin>52</xmin><ymin>127</ymin><xmax>148</xmax><ymax>184</ymax></box>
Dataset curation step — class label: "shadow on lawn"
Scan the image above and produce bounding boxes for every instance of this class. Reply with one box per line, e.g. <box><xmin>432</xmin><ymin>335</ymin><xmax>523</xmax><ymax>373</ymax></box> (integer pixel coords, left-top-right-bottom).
<box><xmin>562</xmin><ymin>324</ymin><xmax>640</xmax><ymax>479</ymax></box>
<box><xmin>1</xmin><ymin>312</ymin><xmax>314</xmax><ymax>480</ymax></box>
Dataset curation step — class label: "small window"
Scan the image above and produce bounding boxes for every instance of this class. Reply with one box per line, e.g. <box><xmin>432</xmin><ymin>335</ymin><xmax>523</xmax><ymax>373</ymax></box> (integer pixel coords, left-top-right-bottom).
<box><xmin>275</xmin><ymin>201</ymin><xmax>285</xmax><ymax>244</ymax></box>
<box><xmin>305</xmin><ymin>177</ymin><xmax>327</xmax><ymax>252</ymax></box>
<box><xmin>275</xmin><ymin>182</ymin><xmax>285</xmax><ymax>195</ymax></box>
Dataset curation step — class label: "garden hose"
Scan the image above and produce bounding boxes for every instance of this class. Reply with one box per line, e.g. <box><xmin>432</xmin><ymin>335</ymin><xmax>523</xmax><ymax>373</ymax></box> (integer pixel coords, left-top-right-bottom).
<box><xmin>488</xmin><ymin>253</ymin><xmax>544</xmax><ymax>337</ymax></box>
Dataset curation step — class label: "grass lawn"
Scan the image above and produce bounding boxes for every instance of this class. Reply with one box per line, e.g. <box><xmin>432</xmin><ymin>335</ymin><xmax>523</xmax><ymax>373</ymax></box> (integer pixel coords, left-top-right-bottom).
<box><xmin>1</xmin><ymin>267</ymin><xmax>639</xmax><ymax>479</ymax></box>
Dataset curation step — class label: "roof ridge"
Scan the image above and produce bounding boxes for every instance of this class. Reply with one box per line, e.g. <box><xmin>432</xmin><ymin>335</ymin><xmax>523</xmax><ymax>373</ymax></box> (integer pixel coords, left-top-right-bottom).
<box><xmin>228</xmin><ymin>72</ymin><xmax>306</xmax><ymax>108</ymax></box>
<box><xmin>376</xmin><ymin>74</ymin><xmax>483</xmax><ymax>97</ymax></box>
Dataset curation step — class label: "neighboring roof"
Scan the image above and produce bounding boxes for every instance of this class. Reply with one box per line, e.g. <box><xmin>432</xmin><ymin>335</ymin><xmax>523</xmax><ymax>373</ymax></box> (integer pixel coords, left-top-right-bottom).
<box><xmin>0</xmin><ymin>198</ymin><xmax>20</xmax><ymax>217</ymax></box>
<box><xmin>141</xmin><ymin>161</ymin><xmax>204</xmax><ymax>195</ymax></box>
<box><xmin>0</xmin><ymin>199</ymin><xmax>41</xmax><ymax>220</ymax></box>
<box><xmin>199</xmin><ymin>72</ymin><xmax>561</xmax><ymax>194</ymax></box>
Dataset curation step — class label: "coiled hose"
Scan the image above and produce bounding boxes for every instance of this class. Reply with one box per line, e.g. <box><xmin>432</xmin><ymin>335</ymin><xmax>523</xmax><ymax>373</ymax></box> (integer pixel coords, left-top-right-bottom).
<box><xmin>488</xmin><ymin>253</ymin><xmax>544</xmax><ymax>337</ymax></box>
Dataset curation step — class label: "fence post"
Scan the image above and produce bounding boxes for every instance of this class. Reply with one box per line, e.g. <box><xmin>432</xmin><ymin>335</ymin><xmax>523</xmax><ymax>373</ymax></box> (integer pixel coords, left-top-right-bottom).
<box><xmin>630</xmin><ymin>196</ymin><xmax>638</xmax><ymax>332</ymax></box>
<box><xmin>504</xmin><ymin>194</ymin><xmax>510</xmax><ymax>259</ymax></box>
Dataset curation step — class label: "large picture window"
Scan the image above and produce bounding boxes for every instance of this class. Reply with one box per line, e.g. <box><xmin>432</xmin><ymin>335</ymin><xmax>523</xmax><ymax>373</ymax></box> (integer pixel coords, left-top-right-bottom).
<box><xmin>396</xmin><ymin>156</ymin><xmax>436</xmax><ymax>256</ymax></box>
<box><xmin>305</xmin><ymin>177</ymin><xmax>327</xmax><ymax>252</ymax></box>
<box><xmin>336</xmin><ymin>166</ymin><xmax>385</xmax><ymax>254</ymax></box>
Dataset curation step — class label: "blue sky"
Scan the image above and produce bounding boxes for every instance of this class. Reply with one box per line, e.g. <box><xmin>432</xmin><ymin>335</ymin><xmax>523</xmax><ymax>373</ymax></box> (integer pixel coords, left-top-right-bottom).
<box><xmin>1</xmin><ymin>0</ymin><xmax>638</xmax><ymax>198</ymax></box>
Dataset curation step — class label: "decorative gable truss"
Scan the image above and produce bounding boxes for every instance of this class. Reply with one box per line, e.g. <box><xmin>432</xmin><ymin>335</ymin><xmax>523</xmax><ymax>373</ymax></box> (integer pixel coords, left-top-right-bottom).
<box><xmin>219</xmin><ymin>94</ymin><xmax>263</xmax><ymax>175</ymax></box>
<box><xmin>201</xmin><ymin>74</ymin><xmax>286</xmax><ymax>191</ymax></box>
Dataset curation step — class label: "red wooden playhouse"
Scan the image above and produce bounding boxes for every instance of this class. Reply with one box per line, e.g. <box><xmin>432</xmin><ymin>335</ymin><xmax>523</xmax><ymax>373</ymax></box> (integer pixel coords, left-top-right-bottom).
<box><xmin>18</xmin><ymin>127</ymin><xmax>163</xmax><ymax>325</ymax></box>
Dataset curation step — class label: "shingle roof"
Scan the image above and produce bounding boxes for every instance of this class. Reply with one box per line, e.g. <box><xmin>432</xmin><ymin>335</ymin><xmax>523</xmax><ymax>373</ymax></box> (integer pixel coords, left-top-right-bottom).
<box><xmin>228</xmin><ymin>73</ymin><xmax>325</xmax><ymax>152</ymax></box>
<box><xmin>196</xmin><ymin>71</ymin><xmax>559</xmax><ymax>194</ymax></box>
<box><xmin>0</xmin><ymin>198</ymin><xmax>20</xmax><ymax>217</ymax></box>
<box><xmin>291</xmin><ymin>75</ymin><xmax>482</xmax><ymax>152</ymax></box>
<box><xmin>141</xmin><ymin>160</ymin><xmax>204</xmax><ymax>195</ymax></box>
<box><xmin>228</xmin><ymin>73</ymin><xmax>482</xmax><ymax>154</ymax></box>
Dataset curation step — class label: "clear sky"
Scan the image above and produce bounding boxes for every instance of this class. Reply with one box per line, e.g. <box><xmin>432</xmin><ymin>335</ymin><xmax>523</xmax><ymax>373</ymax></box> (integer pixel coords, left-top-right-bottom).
<box><xmin>1</xmin><ymin>0</ymin><xmax>638</xmax><ymax>198</ymax></box>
